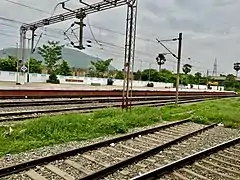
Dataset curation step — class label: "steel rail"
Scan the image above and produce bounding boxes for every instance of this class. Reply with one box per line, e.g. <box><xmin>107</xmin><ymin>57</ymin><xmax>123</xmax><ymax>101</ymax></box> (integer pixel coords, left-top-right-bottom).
<box><xmin>79</xmin><ymin>123</ymin><xmax>217</xmax><ymax>180</ymax></box>
<box><xmin>0</xmin><ymin>89</ymin><xmax>236</xmax><ymax>99</ymax></box>
<box><xmin>0</xmin><ymin>97</ymin><xmax>216</xmax><ymax>122</ymax></box>
<box><xmin>0</xmin><ymin>95</ymin><xmax>222</xmax><ymax>107</ymax></box>
<box><xmin>132</xmin><ymin>137</ymin><xmax>240</xmax><ymax>180</ymax></box>
<box><xmin>0</xmin><ymin>118</ymin><xmax>190</xmax><ymax>177</ymax></box>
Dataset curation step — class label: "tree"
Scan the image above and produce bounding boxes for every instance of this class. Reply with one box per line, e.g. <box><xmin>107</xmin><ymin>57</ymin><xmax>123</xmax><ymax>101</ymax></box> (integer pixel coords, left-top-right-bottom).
<box><xmin>115</xmin><ymin>70</ymin><xmax>124</xmax><ymax>79</ymax></box>
<box><xmin>141</xmin><ymin>69</ymin><xmax>159</xmax><ymax>82</ymax></box>
<box><xmin>194</xmin><ymin>72</ymin><xmax>202</xmax><ymax>84</ymax></box>
<box><xmin>159</xmin><ymin>69</ymin><xmax>175</xmax><ymax>83</ymax></box>
<box><xmin>233</xmin><ymin>63</ymin><xmax>240</xmax><ymax>77</ymax></box>
<box><xmin>182</xmin><ymin>64</ymin><xmax>192</xmax><ymax>74</ymax></box>
<box><xmin>25</xmin><ymin>58</ymin><xmax>43</xmax><ymax>73</ymax></box>
<box><xmin>224</xmin><ymin>74</ymin><xmax>236</xmax><ymax>88</ymax></box>
<box><xmin>56</xmin><ymin>60</ymin><xmax>72</xmax><ymax>76</ymax></box>
<box><xmin>156</xmin><ymin>54</ymin><xmax>166</xmax><ymax>72</ymax></box>
<box><xmin>0</xmin><ymin>56</ymin><xmax>17</xmax><ymax>72</ymax></box>
<box><xmin>134</xmin><ymin>70</ymin><xmax>142</xmax><ymax>80</ymax></box>
<box><xmin>38</xmin><ymin>41</ymin><xmax>64</xmax><ymax>73</ymax></box>
<box><xmin>47</xmin><ymin>72</ymin><xmax>60</xmax><ymax>84</ymax></box>
<box><xmin>88</xmin><ymin>59</ymin><xmax>113</xmax><ymax>78</ymax></box>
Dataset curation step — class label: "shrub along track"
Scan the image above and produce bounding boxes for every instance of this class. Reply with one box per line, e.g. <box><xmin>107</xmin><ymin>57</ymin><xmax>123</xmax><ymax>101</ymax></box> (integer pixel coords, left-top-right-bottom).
<box><xmin>0</xmin><ymin>119</ymin><xmax>214</xmax><ymax>179</ymax></box>
<box><xmin>0</xmin><ymin>119</ymin><xmax>239</xmax><ymax>180</ymax></box>
<box><xmin>0</xmin><ymin>95</ymin><xmax>234</xmax><ymax>122</ymax></box>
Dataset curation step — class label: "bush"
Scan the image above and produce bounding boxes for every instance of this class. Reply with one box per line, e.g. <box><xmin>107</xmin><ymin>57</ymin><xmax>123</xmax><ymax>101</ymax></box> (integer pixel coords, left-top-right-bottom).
<box><xmin>46</xmin><ymin>73</ymin><xmax>60</xmax><ymax>84</ymax></box>
<box><xmin>107</xmin><ymin>78</ymin><xmax>114</xmax><ymax>85</ymax></box>
<box><xmin>147</xmin><ymin>82</ymin><xmax>154</xmax><ymax>87</ymax></box>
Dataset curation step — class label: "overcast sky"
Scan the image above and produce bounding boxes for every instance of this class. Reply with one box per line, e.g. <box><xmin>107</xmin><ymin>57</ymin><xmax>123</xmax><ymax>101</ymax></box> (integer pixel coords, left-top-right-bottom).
<box><xmin>0</xmin><ymin>0</ymin><xmax>239</xmax><ymax>75</ymax></box>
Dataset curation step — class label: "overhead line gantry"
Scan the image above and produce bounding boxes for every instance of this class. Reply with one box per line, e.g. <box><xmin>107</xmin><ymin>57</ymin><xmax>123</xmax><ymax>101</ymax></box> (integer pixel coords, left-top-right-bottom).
<box><xmin>19</xmin><ymin>0</ymin><xmax>138</xmax><ymax>110</ymax></box>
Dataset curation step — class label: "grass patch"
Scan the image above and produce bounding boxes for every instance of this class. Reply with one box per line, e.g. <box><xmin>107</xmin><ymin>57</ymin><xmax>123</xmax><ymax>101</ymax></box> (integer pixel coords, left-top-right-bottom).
<box><xmin>161</xmin><ymin>97</ymin><xmax>240</xmax><ymax>128</ymax></box>
<box><xmin>0</xmin><ymin>97</ymin><xmax>239</xmax><ymax>156</ymax></box>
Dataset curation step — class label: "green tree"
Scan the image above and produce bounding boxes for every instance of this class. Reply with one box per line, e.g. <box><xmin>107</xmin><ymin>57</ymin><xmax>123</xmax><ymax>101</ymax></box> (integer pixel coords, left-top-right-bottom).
<box><xmin>159</xmin><ymin>69</ymin><xmax>175</xmax><ymax>83</ymax></box>
<box><xmin>38</xmin><ymin>41</ymin><xmax>64</xmax><ymax>73</ymax></box>
<box><xmin>0</xmin><ymin>56</ymin><xmax>17</xmax><ymax>72</ymax></box>
<box><xmin>182</xmin><ymin>64</ymin><xmax>192</xmax><ymax>74</ymax></box>
<box><xmin>224</xmin><ymin>74</ymin><xmax>236</xmax><ymax>88</ymax></box>
<box><xmin>25</xmin><ymin>58</ymin><xmax>42</xmax><ymax>73</ymax></box>
<box><xmin>156</xmin><ymin>54</ymin><xmax>166</xmax><ymax>72</ymax></box>
<box><xmin>88</xmin><ymin>59</ymin><xmax>113</xmax><ymax>78</ymax></box>
<box><xmin>115</xmin><ymin>70</ymin><xmax>124</xmax><ymax>79</ymax></box>
<box><xmin>134</xmin><ymin>70</ymin><xmax>142</xmax><ymax>80</ymax></box>
<box><xmin>57</xmin><ymin>60</ymin><xmax>72</xmax><ymax>76</ymax></box>
<box><xmin>141</xmin><ymin>69</ymin><xmax>159</xmax><ymax>82</ymax></box>
<box><xmin>180</xmin><ymin>74</ymin><xmax>189</xmax><ymax>86</ymax></box>
<box><xmin>194</xmin><ymin>72</ymin><xmax>202</xmax><ymax>84</ymax></box>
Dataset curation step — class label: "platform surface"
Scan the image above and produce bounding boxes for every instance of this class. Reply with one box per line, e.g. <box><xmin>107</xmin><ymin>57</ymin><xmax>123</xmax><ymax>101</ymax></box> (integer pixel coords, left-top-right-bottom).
<box><xmin>0</xmin><ymin>82</ymin><xmax>231</xmax><ymax>93</ymax></box>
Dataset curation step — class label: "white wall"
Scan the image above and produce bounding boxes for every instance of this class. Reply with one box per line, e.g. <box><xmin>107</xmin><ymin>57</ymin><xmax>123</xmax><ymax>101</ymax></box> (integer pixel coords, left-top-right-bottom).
<box><xmin>0</xmin><ymin>70</ymin><xmax>224</xmax><ymax>91</ymax></box>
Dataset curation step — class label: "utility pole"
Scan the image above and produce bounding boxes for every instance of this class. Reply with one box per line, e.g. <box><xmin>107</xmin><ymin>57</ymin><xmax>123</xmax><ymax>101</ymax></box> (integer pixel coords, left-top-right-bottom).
<box><xmin>175</xmin><ymin>33</ymin><xmax>182</xmax><ymax>105</ymax></box>
<box><xmin>148</xmin><ymin>63</ymin><xmax>151</xmax><ymax>82</ymax></box>
<box><xmin>16</xmin><ymin>43</ymin><xmax>19</xmax><ymax>85</ymax></box>
<box><xmin>27</xmin><ymin>38</ymin><xmax>31</xmax><ymax>83</ymax></box>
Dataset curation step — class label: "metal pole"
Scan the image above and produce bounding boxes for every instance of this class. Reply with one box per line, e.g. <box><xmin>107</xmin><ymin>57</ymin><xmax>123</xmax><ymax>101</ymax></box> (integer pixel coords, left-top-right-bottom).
<box><xmin>148</xmin><ymin>63</ymin><xmax>151</xmax><ymax>82</ymax></box>
<box><xmin>175</xmin><ymin>33</ymin><xmax>182</xmax><ymax>105</ymax></box>
<box><xmin>27</xmin><ymin>38</ymin><xmax>31</xmax><ymax>83</ymax></box>
<box><xmin>31</xmin><ymin>29</ymin><xmax>35</xmax><ymax>53</ymax></box>
<box><xmin>16</xmin><ymin>43</ymin><xmax>19</xmax><ymax>85</ymax></box>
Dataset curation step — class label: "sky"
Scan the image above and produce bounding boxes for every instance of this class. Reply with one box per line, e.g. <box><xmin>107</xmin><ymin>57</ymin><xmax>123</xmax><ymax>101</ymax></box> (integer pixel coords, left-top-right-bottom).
<box><xmin>0</xmin><ymin>0</ymin><xmax>239</xmax><ymax>75</ymax></box>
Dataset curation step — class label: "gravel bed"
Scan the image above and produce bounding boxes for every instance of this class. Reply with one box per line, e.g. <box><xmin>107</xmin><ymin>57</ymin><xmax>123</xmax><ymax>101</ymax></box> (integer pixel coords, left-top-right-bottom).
<box><xmin>69</xmin><ymin>155</ymin><xmax>104</xmax><ymax>172</ymax></box>
<box><xmin>51</xmin><ymin>160</ymin><xmax>86</xmax><ymax>178</ymax></box>
<box><xmin>35</xmin><ymin>166</ymin><xmax>64</xmax><ymax>180</ymax></box>
<box><xmin>1</xmin><ymin>173</ymin><xmax>31</xmax><ymax>180</ymax></box>
<box><xmin>197</xmin><ymin>160</ymin><xmax>240</xmax><ymax>178</ymax></box>
<box><xmin>89</xmin><ymin>149</ymin><xmax>124</xmax><ymax>165</ymax></box>
<box><xmin>106</xmin><ymin>126</ymin><xmax>240</xmax><ymax>179</ymax></box>
<box><xmin>0</xmin><ymin>120</ymin><xmax>173</xmax><ymax>169</ymax></box>
<box><xmin>186</xmin><ymin>163</ymin><xmax>227</xmax><ymax>180</ymax></box>
<box><xmin>0</xmin><ymin>102</ymin><xmax>113</xmax><ymax>113</ymax></box>
<box><xmin>120</xmin><ymin>139</ymin><xmax>150</xmax><ymax>151</ymax></box>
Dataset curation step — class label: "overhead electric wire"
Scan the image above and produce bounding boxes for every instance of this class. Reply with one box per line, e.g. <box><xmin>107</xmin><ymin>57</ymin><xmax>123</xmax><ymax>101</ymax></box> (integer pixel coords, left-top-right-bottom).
<box><xmin>1</xmin><ymin>0</ymin><xmax>225</xmax><ymax>74</ymax></box>
<box><xmin>3</xmin><ymin>0</ymin><xmax>50</xmax><ymax>14</ymax></box>
<box><xmin>86</xmin><ymin>16</ymin><xmax>103</xmax><ymax>48</ymax></box>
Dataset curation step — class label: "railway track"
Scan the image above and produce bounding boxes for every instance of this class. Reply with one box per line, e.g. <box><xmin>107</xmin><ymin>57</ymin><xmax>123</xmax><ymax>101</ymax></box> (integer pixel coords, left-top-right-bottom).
<box><xmin>0</xmin><ymin>119</ymin><xmax>239</xmax><ymax>180</ymax></box>
<box><xmin>0</xmin><ymin>89</ymin><xmax>236</xmax><ymax>99</ymax></box>
<box><xmin>133</xmin><ymin>137</ymin><xmax>240</xmax><ymax>180</ymax></box>
<box><xmin>0</xmin><ymin>119</ymin><xmax>215</xmax><ymax>179</ymax></box>
<box><xmin>0</xmin><ymin>95</ymin><xmax>233</xmax><ymax>107</ymax></box>
<box><xmin>0</xmin><ymin>96</ymin><xmax>223</xmax><ymax>122</ymax></box>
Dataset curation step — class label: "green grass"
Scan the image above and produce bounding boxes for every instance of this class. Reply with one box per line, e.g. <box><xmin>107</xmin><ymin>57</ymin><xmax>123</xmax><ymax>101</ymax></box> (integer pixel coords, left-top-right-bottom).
<box><xmin>0</xmin><ymin>97</ymin><xmax>239</xmax><ymax>156</ymax></box>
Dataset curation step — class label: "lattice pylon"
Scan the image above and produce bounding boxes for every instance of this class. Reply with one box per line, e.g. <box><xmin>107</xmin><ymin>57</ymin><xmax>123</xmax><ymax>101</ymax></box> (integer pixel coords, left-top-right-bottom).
<box><xmin>122</xmin><ymin>0</ymin><xmax>138</xmax><ymax>110</ymax></box>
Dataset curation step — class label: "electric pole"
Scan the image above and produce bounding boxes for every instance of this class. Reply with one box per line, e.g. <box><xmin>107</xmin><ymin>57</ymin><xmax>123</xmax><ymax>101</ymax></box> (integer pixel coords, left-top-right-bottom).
<box><xmin>16</xmin><ymin>43</ymin><xmax>19</xmax><ymax>85</ymax></box>
<box><xmin>175</xmin><ymin>33</ymin><xmax>182</xmax><ymax>105</ymax></box>
<box><xmin>27</xmin><ymin>38</ymin><xmax>31</xmax><ymax>83</ymax></box>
